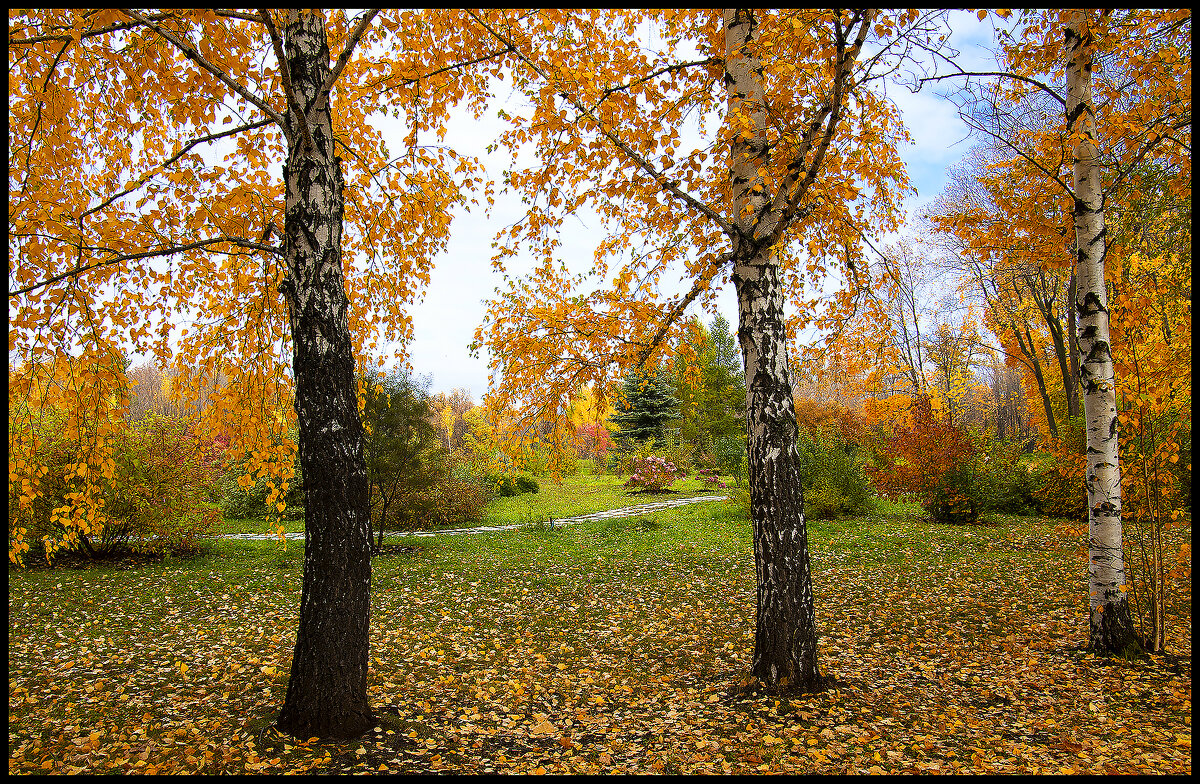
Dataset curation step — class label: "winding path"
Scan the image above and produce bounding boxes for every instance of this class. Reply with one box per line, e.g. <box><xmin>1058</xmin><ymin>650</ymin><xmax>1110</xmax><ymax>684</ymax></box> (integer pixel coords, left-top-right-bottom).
<box><xmin>219</xmin><ymin>494</ymin><xmax>731</xmax><ymax>541</ymax></box>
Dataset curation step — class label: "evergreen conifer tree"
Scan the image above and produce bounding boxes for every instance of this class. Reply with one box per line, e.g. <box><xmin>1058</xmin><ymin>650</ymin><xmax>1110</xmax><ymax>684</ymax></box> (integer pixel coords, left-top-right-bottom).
<box><xmin>611</xmin><ymin>367</ymin><xmax>680</xmax><ymax>448</ymax></box>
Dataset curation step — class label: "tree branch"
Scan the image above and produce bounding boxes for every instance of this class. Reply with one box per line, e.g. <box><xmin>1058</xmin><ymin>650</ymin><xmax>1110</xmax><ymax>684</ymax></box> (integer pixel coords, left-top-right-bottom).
<box><xmin>122</xmin><ymin>9</ymin><xmax>290</xmax><ymax>137</ymax></box>
<box><xmin>258</xmin><ymin>8</ymin><xmax>307</xmax><ymax>151</ymax></box>
<box><xmin>319</xmin><ymin>9</ymin><xmax>380</xmax><ymax>99</ymax></box>
<box><xmin>636</xmin><ymin>253</ymin><xmax>732</xmax><ymax>366</ymax></box>
<box><xmin>81</xmin><ymin>118</ymin><xmax>274</xmax><ymax>220</ymax></box>
<box><xmin>465</xmin><ymin>9</ymin><xmax>734</xmax><ymax>239</ymax></box>
<box><xmin>918</xmin><ymin>70</ymin><xmax>1066</xmax><ymax>109</ymax></box>
<box><xmin>766</xmin><ymin>10</ymin><xmax>873</xmax><ymax>248</ymax></box>
<box><xmin>9</xmin><ymin>237</ymin><xmax>282</xmax><ymax>299</ymax></box>
<box><xmin>8</xmin><ymin>11</ymin><xmax>174</xmax><ymax>46</ymax></box>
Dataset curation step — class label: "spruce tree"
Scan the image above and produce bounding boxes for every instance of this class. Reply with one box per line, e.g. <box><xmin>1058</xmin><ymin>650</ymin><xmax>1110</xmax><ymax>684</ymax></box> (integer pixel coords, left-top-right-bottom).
<box><xmin>611</xmin><ymin>367</ymin><xmax>680</xmax><ymax>448</ymax></box>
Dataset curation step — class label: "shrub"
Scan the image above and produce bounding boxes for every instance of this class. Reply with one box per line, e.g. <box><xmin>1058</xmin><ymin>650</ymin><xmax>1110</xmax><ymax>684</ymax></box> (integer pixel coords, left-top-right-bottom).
<box><xmin>975</xmin><ymin>437</ymin><xmax>1046</xmax><ymax>516</ymax></box>
<box><xmin>658</xmin><ymin>433</ymin><xmax>695</xmax><ymax>476</ymax></box>
<box><xmin>624</xmin><ymin>455</ymin><xmax>683</xmax><ymax>493</ymax></box>
<box><xmin>574</xmin><ymin>423</ymin><xmax>615</xmax><ymax>463</ymax></box>
<box><xmin>1034</xmin><ymin>417</ymin><xmax>1089</xmax><ymax>522</ymax></box>
<box><xmin>13</xmin><ymin>412</ymin><xmax>219</xmax><ymax>562</ymax></box>
<box><xmin>489</xmin><ymin>474</ymin><xmax>540</xmax><ymax>497</ymax></box>
<box><xmin>101</xmin><ymin>414</ymin><xmax>219</xmax><ymax>555</ymax></box>
<box><xmin>712</xmin><ymin>435</ymin><xmax>747</xmax><ymax>485</ymax></box>
<box><xmin>611</xmin><ymin>438</ymin><xmax>658</xmax><ymax>476</ymax></box>
<box><xmin>392</xmin><ymin>462</ymin><xmax>495</xmax><ymax>530</ymax></box>
<box><xmin>694</xmin><ymin>466</ymin><xmax>728</xmax><ymax>491</ymax></box>
<box><xmin>867</xmin><ymin>395</ymin><xmax>983</xmax><ymax>525</ymax></box>
<box><xmin>218</xmin><ymin>457</ymin><xmax>304</xmax><ymax>520</ymax></box>
<box><xmin>795</xmin><ymin>428</ymin><xmax>874</xmax><ymax>520</ymax></box>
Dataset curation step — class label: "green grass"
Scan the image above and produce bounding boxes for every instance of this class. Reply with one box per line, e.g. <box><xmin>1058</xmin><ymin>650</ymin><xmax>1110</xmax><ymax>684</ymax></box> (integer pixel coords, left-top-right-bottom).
<box><xmin>211</xmin><ymin>467</ymin><xmax>736</xmax><ymax>537</ymax></box>
<box><xmin>477</xmin><ymin>469</ymin><xmax>731</xmax><ymax>528</ymax></box>
<box><xmin>9</xmin><ymin>486</ymin><xmax>1191</xmax><ymax>775</ymax></box>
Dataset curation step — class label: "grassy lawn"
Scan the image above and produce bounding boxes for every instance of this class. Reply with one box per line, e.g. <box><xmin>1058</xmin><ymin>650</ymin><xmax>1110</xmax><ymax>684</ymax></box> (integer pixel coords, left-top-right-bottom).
<box><xmin>210</xmin><ymin>462</ymin><xmax>735</xmax><ymax>537</ymax></box>
<box><xmin>8</xmin><ymin>481</ymin><xmax>1191</xmax><ymax>774</ymax></box>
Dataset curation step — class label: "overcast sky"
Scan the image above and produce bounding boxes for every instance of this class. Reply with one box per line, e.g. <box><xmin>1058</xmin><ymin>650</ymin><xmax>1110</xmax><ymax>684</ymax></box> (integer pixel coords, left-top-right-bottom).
<box><xmin>393</xmin><ymin>11</ymin><xmax>1004</xmax><ymax>400</ymax></box>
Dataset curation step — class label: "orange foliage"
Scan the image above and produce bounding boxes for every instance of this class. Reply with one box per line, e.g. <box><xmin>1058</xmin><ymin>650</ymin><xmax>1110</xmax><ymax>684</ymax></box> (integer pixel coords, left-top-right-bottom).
<box><xmin>867</xmin><ymin>395</ymin><xmax>981</xmax><ymax>525</ymax></box>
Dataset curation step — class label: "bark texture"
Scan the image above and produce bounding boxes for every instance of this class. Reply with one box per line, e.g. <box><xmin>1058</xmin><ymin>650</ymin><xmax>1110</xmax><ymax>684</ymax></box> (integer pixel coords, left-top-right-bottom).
<box><xmin>1064</xmin><ymin>10</ymin><xmax>1139</xmax><ymax>656</ymax></box>
<box><xmin>274</xmin><ymin>10</ymin><xmax>375</xmax><ymax>738</ymax></box>
<box><xmin>725</xmin><ymin>8</ymin><xmax>825</xmax><ymax>692</ymax></box>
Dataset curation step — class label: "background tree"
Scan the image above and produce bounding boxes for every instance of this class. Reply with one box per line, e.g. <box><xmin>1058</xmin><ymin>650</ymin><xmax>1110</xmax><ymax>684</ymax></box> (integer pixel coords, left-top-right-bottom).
<box><xmin>923</xmin><ymin>319</ymin><xmax>984</xmax><ymax>429</ymax></box>
<box><xmin>674</xmin><ymin>315</ymin><xmax>745</xmax><ymax>453</ymax></box>
<box><xmin>428</xmin><ymin>388</ymin><xmax>477</xmax><ymax>455</ymax></box>
<box><xmin>362</xmin><ymin>370</ymin><xmax>441</xmax><ymax>552</ymax></box>
<box><xmin>611</xmin><ymin>367</ymin><xmax>680</xmax><ymax>450</ymax></box>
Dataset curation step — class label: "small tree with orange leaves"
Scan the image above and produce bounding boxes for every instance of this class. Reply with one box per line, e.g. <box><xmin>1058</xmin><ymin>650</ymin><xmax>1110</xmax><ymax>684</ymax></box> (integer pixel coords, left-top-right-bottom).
<box><xmin>867</xmin><ymin>395</ymin><xmax>982</xmax><ymax>526</ymax></box>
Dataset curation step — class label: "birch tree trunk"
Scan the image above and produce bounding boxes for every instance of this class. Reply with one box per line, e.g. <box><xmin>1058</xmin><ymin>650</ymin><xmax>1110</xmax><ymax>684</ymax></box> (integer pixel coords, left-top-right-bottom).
<box><xmin>275</xmin><ymin>10</ymin><xmax>375</xmax><ymax>738</ymax></box>
<box><xmin>1067</xmin><ymin>272</ymin><xmax>1081</xmax><ymax>419</ymax></box>
<box><xmin>1063</xmin><ymin>10</ymin><xmax>1140</xmax><ymax>656</ymax></box>
<box><xmin>725</xmin><ymin>8</ymin><xmax>826</xmax><ymax>692</ymax></box>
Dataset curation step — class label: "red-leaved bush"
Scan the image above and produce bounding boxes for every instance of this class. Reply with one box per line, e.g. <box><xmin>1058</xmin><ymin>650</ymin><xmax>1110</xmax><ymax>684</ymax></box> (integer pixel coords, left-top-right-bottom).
<box><xmin>867</xmin><ymin>395</ymin><xmax>982</xmax><ymax>525</ymax></box>
<box><xmin>574</xmin><ymin>423</ymin><xmax>615</xmax><ymax>463</ymax></box>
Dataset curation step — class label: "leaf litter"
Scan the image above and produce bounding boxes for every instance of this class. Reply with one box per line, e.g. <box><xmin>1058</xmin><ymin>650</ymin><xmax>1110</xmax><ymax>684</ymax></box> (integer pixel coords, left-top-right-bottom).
<box><xmin>7</xmin><ymin>509</ymin><xmax>1191</xmax><ymax>774</ymax></box>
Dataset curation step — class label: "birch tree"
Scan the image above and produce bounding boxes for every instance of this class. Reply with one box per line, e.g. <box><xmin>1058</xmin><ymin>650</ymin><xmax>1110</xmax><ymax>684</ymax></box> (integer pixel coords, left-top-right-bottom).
<box><xmin>9</xmin><ymin>8</ymin><xmax>503</xmax><ymax>738</ymax></box>
<box><xmin>1063</xmin><ymin>10</ymin><xmax>1140</xmax><ymax>655</ymax></box>
<box><xmin>922</xmin><ymin>9</ymin><xmax>1188</xmax><ymax>653</ymax></box>
<box><xmin>474</xmin><ymin>8</ymin><xmax>936</xmax><ymax>690</ymax></box>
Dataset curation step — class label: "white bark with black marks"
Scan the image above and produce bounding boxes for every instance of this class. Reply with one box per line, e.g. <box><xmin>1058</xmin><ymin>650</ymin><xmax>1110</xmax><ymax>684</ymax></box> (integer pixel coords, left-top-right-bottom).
<box><xmin>1064</xmin><ymin>10</ymin><xmax>1139</xmax><ymax>655</ymax></box>
<box><xmin>274</xmin><ymin>9</ymin><xmax>375</xmax><ymax>739</ymax></box>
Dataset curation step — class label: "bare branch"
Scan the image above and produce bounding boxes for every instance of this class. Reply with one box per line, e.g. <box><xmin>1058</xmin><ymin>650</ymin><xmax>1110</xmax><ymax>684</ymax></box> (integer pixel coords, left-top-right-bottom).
<box><xmin>918</xmin><ymin>70</ymin><xmax>1066</xmax><ymax>108</ymax></box>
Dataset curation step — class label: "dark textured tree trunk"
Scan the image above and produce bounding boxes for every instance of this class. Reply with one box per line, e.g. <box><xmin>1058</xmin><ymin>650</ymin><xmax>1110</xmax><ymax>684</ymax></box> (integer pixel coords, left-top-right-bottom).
<box><xmin>275</xmin><ymin>10</ymin><xmax>374</xmax><ymax>739</ymax></box>
<box><xmin>1014</xmin><ymin>325</ymin><xmax>1059</xmax><ymax>440</ymax></box>
<box><xmin>1064</xmin><ymin>10</ymin><xmax>1139</xmax><ymax>657</ymax></box>
<box><xmin>733</xmin><ymin>250</ymin><xmax>825</xmax><ymax>691</ymax></box>
<box><xmin>725</xmin><ymin>7</ymin><xmax>830</xmax><ymax>693</ymax></box>
<box><xmin>1034</xmin><ymin>282</ymin><xmax>1077</xmax><ymax>421</ymax></box>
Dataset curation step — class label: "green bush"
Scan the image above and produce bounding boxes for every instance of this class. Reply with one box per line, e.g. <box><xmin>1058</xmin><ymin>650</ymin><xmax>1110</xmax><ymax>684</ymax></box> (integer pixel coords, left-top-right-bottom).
<box><xmin>975</xmin><ymin>437</ymin><xmax>1046</xmax><ymax>516</ymax></box>
<box><xmin>611</xmin><ymin>438</ymin><xmax>658</xmax><ymax>476</ymax></box>
<box><xmin>391</xmin><ymin>462</ymin><xmax>495</xmax><ymax>530</ymax></box>
<box><xmin>795</xmin><ymin>428</ymin><xmax>874</xmax><ymax>520</ymax></box>
<box><xmin>13</xmin><ymin>412</ymin><xmax>218</xmax><ymax>562</ymax></box>
<box><xmin>487</xmin><ymin>473</ymin><xmax>540</xmax><ymax>497</ymax></box>
<box><xmin>218</xmin><ymin>459</ymin><xmax>304</xmax><ymax>520</ymax></box>
<box><xmin>712</xmin><ymin>435</ymin><xmax>747</xmax><ymax>485</ymax></box>
<box><xmin>658</xmin><ymin>433</ymin><xmax>695</xmax><ymax>476</ymax></box>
